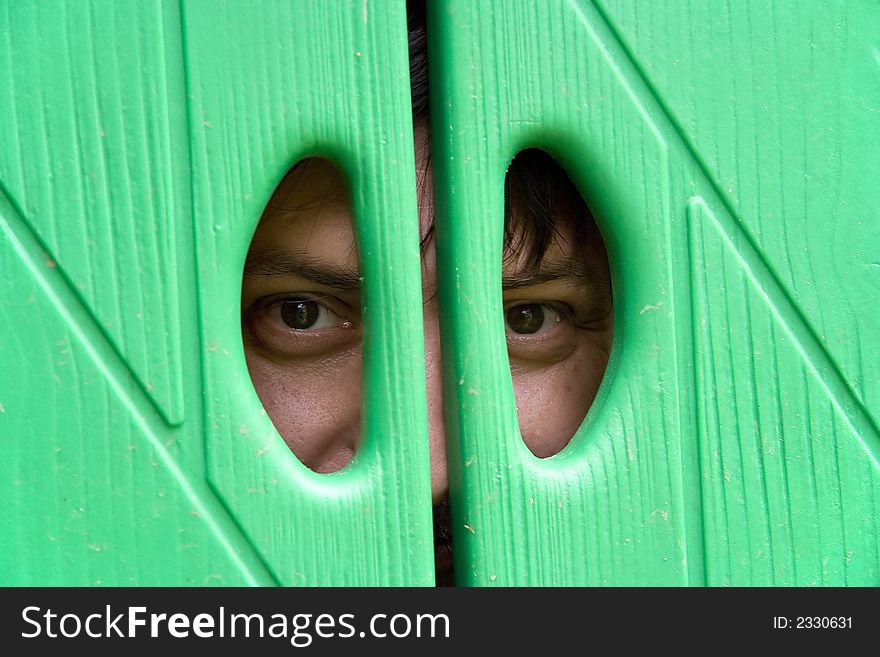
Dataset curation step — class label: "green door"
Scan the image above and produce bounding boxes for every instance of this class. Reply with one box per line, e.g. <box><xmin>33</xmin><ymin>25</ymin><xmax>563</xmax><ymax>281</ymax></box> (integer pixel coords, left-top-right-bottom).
<box><xmin>1</xmin><ymin>0</ymin><xmax>877</xmax><ymax>586</ymax></box>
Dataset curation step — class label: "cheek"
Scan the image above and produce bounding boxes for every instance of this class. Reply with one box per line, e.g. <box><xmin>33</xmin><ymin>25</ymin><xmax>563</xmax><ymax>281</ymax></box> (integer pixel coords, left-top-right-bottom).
<box><xmin>513</xmin><ymin>338</ymin><xmax>610</xmax><ymax>458</ymax></box>
<box><xmin>244</xmin><ymin>347</ymin><xmax>362</xmax><ymax>473</ymax></box>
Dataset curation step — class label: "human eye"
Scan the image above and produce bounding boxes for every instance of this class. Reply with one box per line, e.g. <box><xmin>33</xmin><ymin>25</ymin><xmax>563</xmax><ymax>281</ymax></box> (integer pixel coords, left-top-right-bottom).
<box><xmin>504</xmin><ymin>302</ymin><xmax>568</xmax><ymax>336</ymax></box>
<box><xmin>274</xmin><ymin>297</ymin><xmax>346</xmax><ymax>331</ymax></box>
<box><xmin>503</xmin><ymin>300</ymin><xmax>580</xmax><ymax>364</ymax></box>
<box><xmin>242</xmin><ymin>294</ymin><xmax>358</xmax><ymax>359</ymax></box>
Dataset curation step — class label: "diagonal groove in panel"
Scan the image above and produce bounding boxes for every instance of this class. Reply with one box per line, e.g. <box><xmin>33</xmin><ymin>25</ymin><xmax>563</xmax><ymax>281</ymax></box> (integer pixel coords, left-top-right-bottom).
<box><xmin>586</xmin><ymin>0</ymin><xmax>880</xmax><ymax>447</ymax></box>
<box><xmin>435</xmin><ymin>0</ymin><xmax>696</xmax><ymax>585</ymax></box>
<box><xmin>0</xmin><ymin>187</ymin><xmax>274</xmax><ymax>586</ymax></box>
<box><xmin>687</xmin><ymin>197</ymin><xmax>880</xmax><ymax>465</ymax></box>
<box><xmin>178</xmin><ymin>0</ymin><xmax>433</xmax><ymax>585</ymax></box>
<box><xmin>561</xmin><ymin>0</ymin><xmax>704</xmax><ymax>586</ymax></box>
<box><xmin>0</xmin><ymin>184</ymin><xmax>178</xmax><ymax>429</ymax></box>
<box><xmin>0</xmin><ymin>191</ymin><xmax>180</xmax><ymax>430</ymax></box>
<box><xmin>176</xmin><ymin>0</ymin><xmax>288</xmax><ymax>586</ymax></box>
<box><xmin>687</xmin><ymin>196</ymin><xmax>879</xmax><ymax>584</ymax></box>
<box><xmin>0</xmin><ymin>1</ymin><xmax>187</xmax><ymax>428</ymax></box>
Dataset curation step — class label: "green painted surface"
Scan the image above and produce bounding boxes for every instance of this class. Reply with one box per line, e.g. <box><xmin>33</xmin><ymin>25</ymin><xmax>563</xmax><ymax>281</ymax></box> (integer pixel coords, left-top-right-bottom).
<box><xmin>1</xmin><ymin>0</ymin><xmax>432</xmax><ymax>586</ymax></box>
<box><xmin>431</xmin><ymin>0</ymin><xmax>879</xmax><ymax>585</ymax></box>
<box><xmin>1</xmin><ymin>0</ymin><xmax>877</xmax><ymax>585</ymax></box>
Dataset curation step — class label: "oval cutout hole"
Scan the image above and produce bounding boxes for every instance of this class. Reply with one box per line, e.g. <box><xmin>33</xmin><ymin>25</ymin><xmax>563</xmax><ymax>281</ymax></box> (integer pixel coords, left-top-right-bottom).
<box><xmin>502</xmin><ymin>149</ymin><xmax>613</xmax><ymax>458</ymax></box>
<box><xmin>241</xmin><ymin>158</ymin><xmax>362</xmax><ymax>474</ymax></box>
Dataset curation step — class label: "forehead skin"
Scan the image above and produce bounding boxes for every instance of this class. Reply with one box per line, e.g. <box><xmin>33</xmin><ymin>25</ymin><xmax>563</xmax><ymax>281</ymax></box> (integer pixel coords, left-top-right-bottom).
<box><xmin>249</xmin><ymin>159</ymin><xmax>359</xmax><ymax>273</ymax></box>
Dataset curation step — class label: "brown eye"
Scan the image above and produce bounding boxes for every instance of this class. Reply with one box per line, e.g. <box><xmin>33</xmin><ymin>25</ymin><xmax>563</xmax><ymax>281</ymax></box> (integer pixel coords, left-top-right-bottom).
<box><xmin>506</xmin><ymin>304</ymin><xmax>547</xmax><ymax>334</ymax></box>
<box><xmin>280</xmin><ymin>300</ymin><xmax>320</xmax><ymax>329</ymax></box>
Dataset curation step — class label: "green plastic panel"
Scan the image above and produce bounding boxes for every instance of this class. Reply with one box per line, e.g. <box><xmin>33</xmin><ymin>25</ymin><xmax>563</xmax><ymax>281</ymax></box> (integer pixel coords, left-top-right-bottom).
<box><xmin>1</xmin><ymin>0</ymin><xmax>433</xmax><ymax>586</ymax></box>
<box><xmin>2</xmin><ymin>0</ymin><xmax>878</xmax><ymax>586</ymax></box>
<box><xmin>182</xmin><ymin>0</ymin><xmax>433</xmax><ymax>586</ymax></box>
<box><xmin>430</xmin><ymin>0</ymin><xmax>879</xmax><ymax>586</ymax></box>
<box><xmin>431</xmin><ymin>0</ymin><xmax>690</xmax><ymax>586</ymax></box>
<box><xmin>0</xmin><ymin>1</ymin><xmax>188</xmax><ymax>426</ymax></box>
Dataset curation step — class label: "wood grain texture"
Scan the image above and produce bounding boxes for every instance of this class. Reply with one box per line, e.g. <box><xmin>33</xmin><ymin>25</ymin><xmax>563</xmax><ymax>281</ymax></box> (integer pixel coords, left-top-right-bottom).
<box><xmin>431</xmin><ymin>0</ymin><xmax>879</xmax><ymax>585</ymax></box>
<box><xmin>0</xmin><ymin>0</ymin><xmax>190</xmax><ymax>425</ymax></box>
<box><xmin>0</xmin><ymin>187</ymin><xmax>271</xmax><ymax>585</ymax></box>
<box><xmin>431</xmin><ymin>0</ymin><xmax>690</xmax><ymax>585</ymax></box>
<box><xmin>182</xmin><ymin>0</ymin><xmax>434</xmax><ymax>585</ymax></box>
<box><xmin>689</xmin><ymin>197</ymin><xmax>879</xmax><ymax>585</ymax></box>
<box><xmin>0</xmin><ymin>0</ymin><xmax>271</xmax><ymax>585</ymax></box>
<box><xmin>2</xmin><ymin>0</ymin><xmax>435</xmax><ymax>586</ymax></box>
<box><xmin>594</xmin><ymin>0</ymin><xmax>880</xmax><ymax>427</ymax></box>
<box><xmin>2</xmin><ymin>0</ymin><xmax>876</xmax><ymax>586</ymax></box>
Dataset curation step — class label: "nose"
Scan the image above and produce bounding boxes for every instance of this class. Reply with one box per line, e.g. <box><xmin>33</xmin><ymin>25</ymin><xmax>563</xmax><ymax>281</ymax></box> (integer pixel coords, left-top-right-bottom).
<box><xmin>296</xmin><ymin>361</ymin><xmax>362</xmax><ymax>474</ymax></box>
<box><xmin>423</xmin><ymin>306</ymin><xmax>449</xmax><ymax>505</ymax></box>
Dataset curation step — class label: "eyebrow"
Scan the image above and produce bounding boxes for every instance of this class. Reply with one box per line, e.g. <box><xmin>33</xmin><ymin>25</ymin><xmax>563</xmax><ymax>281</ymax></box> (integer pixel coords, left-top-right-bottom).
<box><xmin>246</xmin><ymin>248</ymin><xmax>602</xmax><ymax>293</ymax></box>
<box><xmin>243</xmin><ymin>248</ymin><xmax>361</xmax><ymax>290</ymax></box>
<box><xmin>502</xmin><ymin>260</ymin><xmax>598</xmax><ymax>290</ymax></box>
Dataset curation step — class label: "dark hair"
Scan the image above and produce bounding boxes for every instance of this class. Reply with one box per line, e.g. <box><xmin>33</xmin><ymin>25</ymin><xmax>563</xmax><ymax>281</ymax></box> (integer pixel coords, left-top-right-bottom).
<box><xmin>407</xmin><ymin>1</ymin><xmax>606</xmax><ymax>273</ymax></box>
<box><xmin>408</xmin><ymin>1</ymin><xmax>430</xmax><ymax>128</ymax></box>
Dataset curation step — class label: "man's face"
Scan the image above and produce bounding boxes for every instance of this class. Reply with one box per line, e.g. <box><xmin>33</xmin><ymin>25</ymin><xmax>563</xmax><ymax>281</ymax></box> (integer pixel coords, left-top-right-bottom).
<box><xmin>241</xmin><ymin>128</ymin><xmax>613</xmax><ymax>580</ymax></box>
